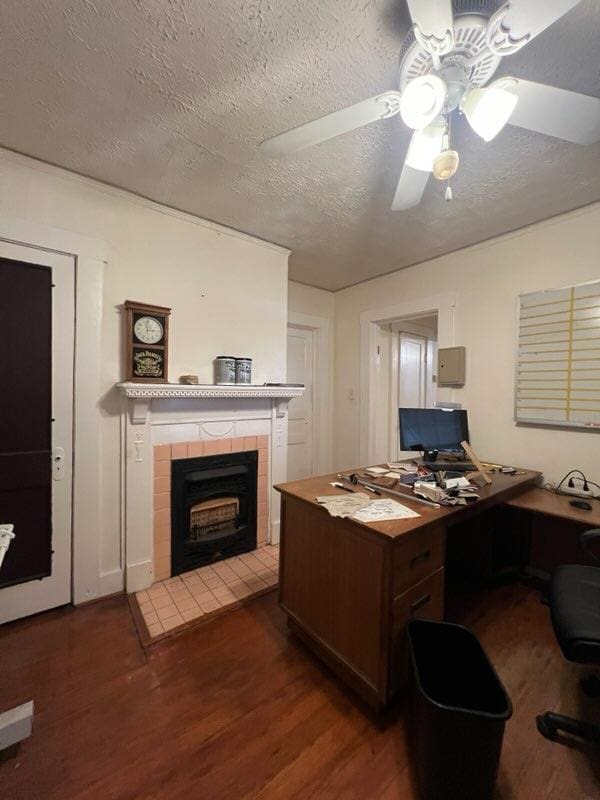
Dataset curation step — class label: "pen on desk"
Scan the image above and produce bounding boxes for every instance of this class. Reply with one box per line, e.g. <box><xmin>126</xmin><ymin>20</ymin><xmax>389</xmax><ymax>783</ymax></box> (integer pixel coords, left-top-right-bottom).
<box><xmin>363</xmin><ymin>484</ymin><xmax>382</xmax><ymax>495</ymax></box>
<box><xmin>331</xmin><ymin>481</ymin><xmax>354</xmax><ymax>492</ymax></box>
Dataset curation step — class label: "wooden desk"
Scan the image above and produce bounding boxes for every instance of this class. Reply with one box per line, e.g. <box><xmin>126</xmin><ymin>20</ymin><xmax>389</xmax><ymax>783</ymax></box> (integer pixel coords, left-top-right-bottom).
<box><xmin>275</xmin><ymin>469</ymin><xmax>539</xmax><ymax>710</ymax></box>
<box><xmin>506</xmin><ymin>487</ymin><xmax>600</xmax><ymax>527</ymax></box>
<box><xmin>505</xmin><ymin>488</ymin><xmax>600</xmax><ymax>573</ymax></box>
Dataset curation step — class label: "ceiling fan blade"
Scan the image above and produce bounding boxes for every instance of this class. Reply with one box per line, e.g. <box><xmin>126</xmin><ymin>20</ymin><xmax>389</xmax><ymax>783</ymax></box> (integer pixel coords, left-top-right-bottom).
<box><xmin>492</xmin><ymin>77</ymin><xmax>600</xmax><ymax>145</ymax></box>
<box><xmin>391</xmin><ymin>123</ymin><xmax>444</xmax><ymax>211</ymax></box>
<box><xmin>391</xmin><ymin>163</ymin><xmax>431</xmax><ymax>211</ymax></box>
<box><xmin>404</xmin><ymin>121</ymin><xmax>445</xmax><ymax>171</ymax></box>
<box><xmin>486</xmin><ymin>0</ymin><xmax>583</xmax><ymax>56</ymax></box>
<box><xmin>260</xmin><ymin>91</ymin><xmax>402</xmax><ymax>157</ymax></box>
<box><xmin>407</xmin><ymin>0</ymin><xmax>454</xmax><ymax>57</ymax></box>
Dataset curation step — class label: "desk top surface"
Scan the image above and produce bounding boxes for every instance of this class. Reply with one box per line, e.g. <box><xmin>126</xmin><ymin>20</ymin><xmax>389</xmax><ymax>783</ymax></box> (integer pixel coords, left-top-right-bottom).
<box><xmin>506</xmin><ymin>487</ymin><xmax>600</xmax><ymax>527</ymax></box>
<box><xmin>275</xmin><ymin>468</ymin><xmax>540</xmax><ymax>540</ymax></box>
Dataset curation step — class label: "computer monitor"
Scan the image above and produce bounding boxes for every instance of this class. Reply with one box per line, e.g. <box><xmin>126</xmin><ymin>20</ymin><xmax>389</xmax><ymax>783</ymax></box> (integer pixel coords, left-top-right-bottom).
<box><xmin>399</xmin><ymin>408</ymin><xmax>469</xmax><ymax>454</ymax></box>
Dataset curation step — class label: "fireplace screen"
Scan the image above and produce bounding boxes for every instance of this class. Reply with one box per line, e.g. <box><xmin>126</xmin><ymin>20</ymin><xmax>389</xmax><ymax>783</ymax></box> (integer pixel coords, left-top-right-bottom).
<box><xmin>189</xmin><ymin>496</ymin><xmax>239</xmax><ymax>541</ymax></box>
<box><xmin>171</xmin><ymin>450</ymin><xmax>257</xmax><ymax>575</ymax></box>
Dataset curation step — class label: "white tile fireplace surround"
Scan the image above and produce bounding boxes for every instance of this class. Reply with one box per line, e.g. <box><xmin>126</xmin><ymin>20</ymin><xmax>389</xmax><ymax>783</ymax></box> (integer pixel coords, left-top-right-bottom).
<box><xmin>117</xmin><ymin>383</ymin><xmax>304</xmax><ymax>593</ymax></box>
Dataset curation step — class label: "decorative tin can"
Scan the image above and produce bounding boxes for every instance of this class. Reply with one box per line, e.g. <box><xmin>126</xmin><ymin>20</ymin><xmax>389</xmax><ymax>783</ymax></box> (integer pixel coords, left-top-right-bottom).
<box><xmin>235</xmin><ymin>357</ymin><xmax>252</xmax><ymax>384</ymax></box>
<box><xmin>214</xmin><ymin>356</ymin><xmax>236</xmax><ymax>385</ymax></box>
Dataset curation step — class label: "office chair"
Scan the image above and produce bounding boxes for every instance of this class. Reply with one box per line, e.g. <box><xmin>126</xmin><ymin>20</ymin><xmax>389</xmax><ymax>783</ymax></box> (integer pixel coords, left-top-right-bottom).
<box><xmin>537</xmin><ymin>527</ymin><xmax>600</xmax><ymax>744</ymax></box>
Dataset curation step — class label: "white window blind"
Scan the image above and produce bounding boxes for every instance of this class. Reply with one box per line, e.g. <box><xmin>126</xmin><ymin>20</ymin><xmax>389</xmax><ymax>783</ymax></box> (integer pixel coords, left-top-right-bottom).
<box><xmin>516</xmin><ymin>280</ymin><xmax>600</xmax><ymax>429</ymax></box>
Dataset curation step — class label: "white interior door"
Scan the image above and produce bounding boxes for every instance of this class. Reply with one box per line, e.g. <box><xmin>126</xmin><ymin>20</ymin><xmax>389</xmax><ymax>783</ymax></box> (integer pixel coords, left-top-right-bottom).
<box><xmin>286</xmin><ymin>326</ymin><xmax>314</xmax><ymax>481</ymax></box>
<box><xmin>0</xmin><ymin>241</ymin><xmax>74</xmax><ymax>623</ymax></box>
<box><xmin>399</xmin><ymin>333</ymin><xmax>427</xmax><ymax>408</ymax></box>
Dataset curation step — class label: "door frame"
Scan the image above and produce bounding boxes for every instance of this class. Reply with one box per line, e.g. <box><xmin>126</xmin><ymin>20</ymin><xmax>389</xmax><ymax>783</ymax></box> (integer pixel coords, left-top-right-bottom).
<box><xmin>0</xmin><ymin>246</ymin><xmax>74</xmax><ymax>621</ymax></box>
<box><xmin>0</xmin><ymin>217</ymin><xmax>106</xmax><ymax>605</ymax></box>
<box><xmin>360</xmin><ymin>293</ymin><xmax>457</xmax><ymax>465</ymax></box>
<box><xmin>288</xmin><ymin>311</ymin><xmax>333</xmax><ymax>475</ymax></box>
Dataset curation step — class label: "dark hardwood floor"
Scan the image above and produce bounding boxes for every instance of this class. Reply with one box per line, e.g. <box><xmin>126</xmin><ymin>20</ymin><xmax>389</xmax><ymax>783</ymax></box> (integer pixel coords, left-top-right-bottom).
<box><xmin>1</xmin><ymin>584</ymin><xmax>599</xmax><ymax>799</ymax></box>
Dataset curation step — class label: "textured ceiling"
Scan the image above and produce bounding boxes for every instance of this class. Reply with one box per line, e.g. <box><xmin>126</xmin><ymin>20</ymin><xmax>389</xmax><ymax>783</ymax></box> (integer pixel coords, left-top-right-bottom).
<box><xmin>0</xmin><ymin>0</ymin><xmax>599</xmax><ymax>290</ymax></box>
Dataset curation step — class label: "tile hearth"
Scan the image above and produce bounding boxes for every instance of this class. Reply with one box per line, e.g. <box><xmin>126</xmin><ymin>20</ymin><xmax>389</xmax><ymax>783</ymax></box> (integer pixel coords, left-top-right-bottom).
<box><xmin>133</xmin><ymin>544</ymin><xmax>279</xmax><ymax>643</ymax></box>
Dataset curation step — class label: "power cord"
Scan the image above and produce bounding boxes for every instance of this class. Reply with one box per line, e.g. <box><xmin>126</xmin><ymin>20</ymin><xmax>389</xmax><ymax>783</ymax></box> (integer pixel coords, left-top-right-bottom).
<box><xmin>544</xmin><ymin>469</ymin><xmax>600</xmax><ymax>501</ymax></box>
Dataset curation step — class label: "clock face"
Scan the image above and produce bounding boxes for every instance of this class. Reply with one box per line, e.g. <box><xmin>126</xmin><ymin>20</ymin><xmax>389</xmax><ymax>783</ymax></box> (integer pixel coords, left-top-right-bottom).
<box><xmin>134</xmin><ymin>315</ymin><xmax>163</xmax><ymax>345</ymax></box>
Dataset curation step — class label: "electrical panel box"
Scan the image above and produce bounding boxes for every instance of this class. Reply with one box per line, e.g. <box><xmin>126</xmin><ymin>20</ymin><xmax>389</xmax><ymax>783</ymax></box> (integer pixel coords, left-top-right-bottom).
<box><xmin>437</xmin><ymin>346</ymin><xmax>466</xmax><ymax>387</ymax></box>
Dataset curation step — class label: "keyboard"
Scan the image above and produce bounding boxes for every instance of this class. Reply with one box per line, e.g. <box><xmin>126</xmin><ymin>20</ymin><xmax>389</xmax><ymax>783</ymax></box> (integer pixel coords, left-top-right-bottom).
<box><xmin>423</xmin><ymin>461</ymin><xmax>475</xmax><ymax>472</ymax></box>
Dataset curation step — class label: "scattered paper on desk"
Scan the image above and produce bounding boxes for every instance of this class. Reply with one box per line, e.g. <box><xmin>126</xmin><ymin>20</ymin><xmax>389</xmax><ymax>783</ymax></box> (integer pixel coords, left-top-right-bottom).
<box><xmin>388</xmin><ymin>462</ymin><xmax>418</xmax><ymax>473</ymax></box>
<box><xmin>385</xmin><ymin>471</ymin><xmax>403</xmax><ymax>479</ymax></box>
<box><xmin>443</xmin><ymin>476</ymin><xmax>470</xmax><ymax>489</ymax></box>
<box><xmin>316</xmin><ymin>492</ymin><xmax>371</xmax><ymax>517</ymax></box>
<box><xmin>365</xmin><ymin>466</ymin><xmax>389</xmax><ymax>476</ymax></box>
<box><xmin>352</xmin><ymin>499</ymin><xmax>421</xmax><ymax>523</ymax></box>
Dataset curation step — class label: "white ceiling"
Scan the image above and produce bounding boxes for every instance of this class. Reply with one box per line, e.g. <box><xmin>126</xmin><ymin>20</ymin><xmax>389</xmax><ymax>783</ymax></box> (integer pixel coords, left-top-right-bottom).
<box><xmin>1</xmin><ymin>0</ymin><xmax>599</xmax><ymax>290</ymax></box>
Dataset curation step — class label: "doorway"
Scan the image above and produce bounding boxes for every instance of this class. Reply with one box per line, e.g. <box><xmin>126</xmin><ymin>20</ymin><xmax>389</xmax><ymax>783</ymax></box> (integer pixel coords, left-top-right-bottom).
<box><xmin>360</xmin><ymin>293</ymin><xmax>455</xmax><ymax>465</ymax></box>
<box><xmin>389</xmin><ymin>314</ymin><xmax>438</xmax><ymax>462</ymax></box>
<box><xmin>0</xmin><ymin>241</ymin><xmax>74</xmax><ymax>623</ymax></box>
<box><xmin>286</xmin><ymin>325</ymin><xmax>315</xmax><ymax>481</ymax></box>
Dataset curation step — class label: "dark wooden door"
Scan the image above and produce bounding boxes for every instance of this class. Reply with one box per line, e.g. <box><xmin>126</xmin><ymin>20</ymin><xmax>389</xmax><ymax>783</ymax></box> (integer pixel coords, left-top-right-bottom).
<box><xmin>0</xmin><ymin>257</ymin><xmax>52</xmax><ymax>588</ymax></box>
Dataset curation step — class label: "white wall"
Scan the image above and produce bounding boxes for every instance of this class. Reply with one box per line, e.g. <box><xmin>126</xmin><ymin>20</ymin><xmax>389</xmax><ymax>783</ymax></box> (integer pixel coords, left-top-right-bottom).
<box><xmin>0</xmin><ymin>149</ymin><xmax>289</xmax><ymax>599</ymax></box>
<box><xmin>288</xmin><ymin>280</ymin><xmax>334</xmax><ymax>321</ymax></box>
<box><xmin>333</xmin><ymin>202</ymin><xmax>600</xmax><ymax>484</ymax></box>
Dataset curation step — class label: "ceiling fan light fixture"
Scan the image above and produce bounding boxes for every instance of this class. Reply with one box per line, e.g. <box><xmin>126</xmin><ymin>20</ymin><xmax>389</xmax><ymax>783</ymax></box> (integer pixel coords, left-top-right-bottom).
<box><xmin>460</xmin><ymin>85</ymin><xmax>519</xmax><ymax>142</ymax></box>
<box><xmin>400</xmin><ymin>75</ymin><xmax>447</xmax><ymax>130</ymax></box>
<box><xmin>432</xmin><ymin>149</ymin><xmax>460</xmax><ymax>180</ymax></box>
<box><xmin>405</xmin><ymin>119</ymin><xmax>446</xmax><ymax>171</ymax></box>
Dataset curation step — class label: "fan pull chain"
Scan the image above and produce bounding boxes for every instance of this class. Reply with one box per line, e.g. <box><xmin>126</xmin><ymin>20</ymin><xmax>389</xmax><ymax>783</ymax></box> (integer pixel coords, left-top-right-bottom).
<box><xmin>444</xmin><ymin>114</ymin><xmax>452</xmax><ymax>201</ymax></box>
<box><xmin>445</xmin><ymin>113</ymin><xmax>453</xmax><ymax>201</ymax></box>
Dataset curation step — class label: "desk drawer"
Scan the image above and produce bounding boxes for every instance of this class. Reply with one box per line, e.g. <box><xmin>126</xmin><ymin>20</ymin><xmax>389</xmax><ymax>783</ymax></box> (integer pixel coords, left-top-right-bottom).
<box><xmin>392</xmin><ymin>525</ymin><xmax>444</xmax><ymax>596</ymax></box>
<box><xmin>389</xmin><ymin>568</ymin><xmax>444</xmax><ymax>695</ymax></box>
<box><xmin>392</xmin><ymin>567</ymin><xmax>444</xmax><ymax>633</ymax></box>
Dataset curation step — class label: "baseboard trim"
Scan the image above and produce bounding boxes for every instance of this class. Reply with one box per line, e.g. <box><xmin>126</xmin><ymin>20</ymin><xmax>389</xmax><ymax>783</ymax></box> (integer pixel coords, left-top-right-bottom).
<box><xmin>98</xmin><ymin>568</ymin><xmax>124</xmax><ymax>598</ymax></box>
<box><xmin>125</xmin><ymin>559</ymin><xmax>154</xmax><ymax>593</ymax></box>
<box><xmin>269</xmin><ymin>520</ymin><xmax>280</xmax><ymax>545</ymax></box>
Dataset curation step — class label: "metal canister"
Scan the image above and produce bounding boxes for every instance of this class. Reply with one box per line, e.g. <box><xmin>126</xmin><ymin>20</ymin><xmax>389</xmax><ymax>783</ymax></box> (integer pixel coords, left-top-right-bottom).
<box><xmin>214</xmin><ymin>356</ymin><xmax>236</xmax><ymax>385</ymax></box>
<box><xmin>235</xmin><ymin>357</ymin><xmax>252</xmax><ymax>384</ymax></box>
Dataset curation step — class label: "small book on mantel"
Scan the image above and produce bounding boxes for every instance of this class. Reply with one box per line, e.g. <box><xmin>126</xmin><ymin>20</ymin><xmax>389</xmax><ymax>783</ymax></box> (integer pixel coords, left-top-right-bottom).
<box><xmin>263</xmin><ymin>382</ymin><xmax>305</xmax><ymax>387</ymax></box>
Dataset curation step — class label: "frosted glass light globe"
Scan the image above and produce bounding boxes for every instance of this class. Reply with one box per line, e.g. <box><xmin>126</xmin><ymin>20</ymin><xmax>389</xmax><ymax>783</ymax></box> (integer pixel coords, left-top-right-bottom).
<box><xmin>400</xmin><ymin>75</ymin><xmax>447</xmax><ymax>130</ymax></box>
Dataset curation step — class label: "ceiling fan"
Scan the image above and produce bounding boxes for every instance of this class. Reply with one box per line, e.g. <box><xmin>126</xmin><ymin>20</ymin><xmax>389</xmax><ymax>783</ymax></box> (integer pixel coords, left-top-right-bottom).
<box><xmin>259</xmin><ymin>0</ymin><xmax>600</xmax><ymax>210</ymax></box>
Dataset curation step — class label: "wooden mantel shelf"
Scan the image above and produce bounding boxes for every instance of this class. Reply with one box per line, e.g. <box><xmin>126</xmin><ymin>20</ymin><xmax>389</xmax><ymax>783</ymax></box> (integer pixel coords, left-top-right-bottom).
<box><xmin>117</xmin><ymin>382</ymin><xmax>304</xmax><ymax>424</ymax></box>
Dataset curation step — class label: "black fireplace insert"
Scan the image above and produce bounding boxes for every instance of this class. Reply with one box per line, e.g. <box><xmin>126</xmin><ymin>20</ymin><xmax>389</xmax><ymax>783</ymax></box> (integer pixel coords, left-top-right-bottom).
<box><xmin>171</xmin><ymin>449</ymin><xmax>258</xmax><ymax>575</ymax></box>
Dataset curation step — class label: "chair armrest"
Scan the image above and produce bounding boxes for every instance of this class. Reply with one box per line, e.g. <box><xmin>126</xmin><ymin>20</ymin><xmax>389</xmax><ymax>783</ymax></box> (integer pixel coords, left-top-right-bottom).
<box><xmin>580</xmin><ymin>528</ymin><xmax>600</xmax><ymax>563</ymax></box>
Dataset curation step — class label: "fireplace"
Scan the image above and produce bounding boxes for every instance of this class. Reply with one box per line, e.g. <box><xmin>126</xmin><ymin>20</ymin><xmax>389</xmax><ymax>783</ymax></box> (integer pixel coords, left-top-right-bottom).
<box><xmin>171</xmin><ymin>450</ymin><xmax>258</xmax><ymax>575</ymax></box>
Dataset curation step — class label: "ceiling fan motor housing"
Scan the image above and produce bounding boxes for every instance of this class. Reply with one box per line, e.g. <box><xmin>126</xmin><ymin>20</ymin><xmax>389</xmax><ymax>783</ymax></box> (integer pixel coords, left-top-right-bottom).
<box><xmin>398</xmin><ymin>2</ymin><xmax>503</xmax><ymax>92</ymax></box>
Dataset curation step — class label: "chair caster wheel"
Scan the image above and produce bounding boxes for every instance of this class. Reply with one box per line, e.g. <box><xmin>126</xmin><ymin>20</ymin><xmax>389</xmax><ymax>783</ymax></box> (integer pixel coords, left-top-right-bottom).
<box><xmin>581</xmin><ymin>674</ymin><xmax>600</xmax><ymax>698</ymax></box>
<box><xmin>537</xmin><ymin>714</ymin><xmax>557</xmax><ymax>741</ymax></box>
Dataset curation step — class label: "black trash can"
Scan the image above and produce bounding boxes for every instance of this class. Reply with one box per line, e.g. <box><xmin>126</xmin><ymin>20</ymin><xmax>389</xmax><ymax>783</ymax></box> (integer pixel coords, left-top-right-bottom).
<box><xmin>407</xmin><ymin>619</ymin><xmax>512</xmax><ymax>800</ymax></box>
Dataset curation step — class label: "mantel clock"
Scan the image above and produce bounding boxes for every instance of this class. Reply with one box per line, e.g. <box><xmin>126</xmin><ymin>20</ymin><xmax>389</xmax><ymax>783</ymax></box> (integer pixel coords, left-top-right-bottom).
<box><xmin>124</xmin><ymin>300</ymin><xmax>171</xmax><ymax>383</ymax></box>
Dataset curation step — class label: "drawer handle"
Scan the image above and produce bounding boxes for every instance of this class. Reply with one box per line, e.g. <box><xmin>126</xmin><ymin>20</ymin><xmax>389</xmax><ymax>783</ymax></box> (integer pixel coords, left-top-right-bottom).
<box><xmin>410</xmin><ymin>594</ymin><xmax>431</xmax><ymax>615</ymax></box>
<box><xmin>410</xmin><ymin>549</ymin><xmax>431</xmax><ymax>568</ymax></box>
